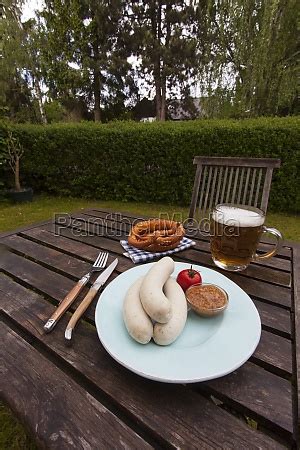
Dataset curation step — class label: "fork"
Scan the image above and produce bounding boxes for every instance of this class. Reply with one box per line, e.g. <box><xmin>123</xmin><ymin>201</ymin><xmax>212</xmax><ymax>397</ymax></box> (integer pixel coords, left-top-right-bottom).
<box><xmin>44</xmin><ymin>251</ymin><xmax>108</xmax><ymax>333</ymax></box>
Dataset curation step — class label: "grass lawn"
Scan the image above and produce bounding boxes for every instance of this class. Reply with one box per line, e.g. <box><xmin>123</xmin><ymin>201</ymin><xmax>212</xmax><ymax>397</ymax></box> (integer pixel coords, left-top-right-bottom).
<box><xmin>1</xmin><ymin>194</ymin><xmax>299</xmax><ymax>240</ymax></box>
<box><xmin>0</xmin><ymin>194</ymin><xmax>299</xmax><ymax>449</ymax></box>
<box><xmin>0</xmin><ymin>404</ymin><xmax>38</xmax><ymax>450</ymax></box>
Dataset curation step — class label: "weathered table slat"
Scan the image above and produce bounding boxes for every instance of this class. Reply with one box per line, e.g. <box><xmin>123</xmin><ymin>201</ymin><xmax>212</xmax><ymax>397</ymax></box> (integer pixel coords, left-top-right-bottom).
<box><xmin>22</xmin><ymin>226</ymin><xmax>132</xmax><ymax>273</ymax></box>
<box><xmin>0</xmin><ymin>275</ymin><xmax>287</xmax><ymax>449</ymax></box>
<box><xmin>21</xmin><ymin>227</ymin><xmax>102</xmax><ymax>262</ymax></box>
<box><xmin>253</xmin><ymin>330</ymin><xmax>292</xmax><ymax>376</ymax></box>
<box><xmin>0</xmin><ymin>323</ymin><xmax>153</xmax><ymax>450</ymax></box>
<box><xmin>292</xmin><ymin>246</ymin><xmax>300</xmax><ymax>444</ymax></box>
<box><xmin>1</xmin><ymin>208</ymin><xmax>298</xmax><ymax>448</ymax></box>
<box><xmin>47</xmin><ymin>220</ymin><xmax>130</xmax><ymax>260</ymax></box>
<box><xmin>202</xmin><ymin>361</ymin><xmax>293</xmax><ymax>436</ymax></box>
<box><xmin>2</xmin><ymin>234</ymin><xmax>91</xmax><ymax>279</ymax></box>
<box><xmin>0</xmin><ymin>251</ymin><xmax>117</xmax><ymax>325</ymax></box>
<box><xmin>0</xmin><ymin>251</ymin><xmax>77</xmax><ymax>300</ymax></box>
<box><xmin>252</xmin><ymin>299</ymin><xmax>291</xmax><ymax>337</ymax></box>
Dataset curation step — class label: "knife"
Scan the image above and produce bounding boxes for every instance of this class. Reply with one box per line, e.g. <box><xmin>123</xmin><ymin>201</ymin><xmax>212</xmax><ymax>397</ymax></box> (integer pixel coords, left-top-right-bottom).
<box><xmin>44</xmin><ymin>272</ymin><xmax>90</xmax><ymax>333</ymax></box>
<box><xmin>64</xmin><ymin>258</ymin><xmax>118</xmax><ymax>342</ymax></box>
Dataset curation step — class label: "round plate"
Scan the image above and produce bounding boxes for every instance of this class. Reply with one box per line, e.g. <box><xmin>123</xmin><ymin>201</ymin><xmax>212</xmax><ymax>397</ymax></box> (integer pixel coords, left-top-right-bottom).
<box><xmin>95</xmin><ymin>262</ymin><xmax>261</xmax><ymax>383</ymax></box>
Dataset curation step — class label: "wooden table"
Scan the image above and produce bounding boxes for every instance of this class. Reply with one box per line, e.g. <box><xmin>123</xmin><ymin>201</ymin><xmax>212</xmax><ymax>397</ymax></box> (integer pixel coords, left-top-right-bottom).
<box><xmin>1</xmin><ymin>208</ymin><xmax>299</xmax><ymax>449</ymax></box>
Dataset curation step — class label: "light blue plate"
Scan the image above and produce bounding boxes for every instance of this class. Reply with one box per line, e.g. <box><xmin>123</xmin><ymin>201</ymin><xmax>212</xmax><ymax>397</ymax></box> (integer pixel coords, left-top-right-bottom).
<box><xmin>95</xmin><ymin>262</ymin><xmax>261</xmax><ymax>383</ymax></box>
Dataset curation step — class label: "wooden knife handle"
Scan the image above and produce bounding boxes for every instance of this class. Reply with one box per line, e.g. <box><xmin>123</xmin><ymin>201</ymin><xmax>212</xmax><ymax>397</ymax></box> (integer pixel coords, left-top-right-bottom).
<box><xmin>65</xmin><ymin>287</ymin><xmax>98</xmax><ymax>340</ymax></box>
<box><xmin>44</xmin><ymin>274</ymin><xmax>90</xmax><ymax>332</ymax></box>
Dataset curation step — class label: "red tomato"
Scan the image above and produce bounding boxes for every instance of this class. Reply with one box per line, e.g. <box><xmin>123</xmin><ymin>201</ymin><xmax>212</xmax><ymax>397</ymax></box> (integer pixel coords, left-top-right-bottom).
<box><xmin>176</xmin><ymin>266</ymin><xmax>202</xmax><ymax>292</ymax></box>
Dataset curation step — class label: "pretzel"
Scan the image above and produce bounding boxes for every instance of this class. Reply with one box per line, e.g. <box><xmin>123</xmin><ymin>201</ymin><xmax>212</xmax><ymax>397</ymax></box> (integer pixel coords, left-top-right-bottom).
<box><xmin>128</xmin><ymin>219</ymin><xmax>185</xmax><ymax>252</ymax></box>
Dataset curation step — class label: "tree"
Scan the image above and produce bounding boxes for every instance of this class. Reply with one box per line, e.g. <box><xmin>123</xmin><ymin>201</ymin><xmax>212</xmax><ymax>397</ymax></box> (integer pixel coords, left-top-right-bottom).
<box><xmin>0</xmin><ymin>1</ymin><xmax>47</xmax><ymax>123</ymax></box>
<box><xmin>248</xmin><ymin>0</ymin><xmax>299</xmax><ymax>115</ymax></box>
<box><xmin>22</xmin><ymin>18</ymin><xmax>47</xmax><ymax>123</ymax></box>
<box><xmin>127</xmin><ymin>1</ymin><xmax>200</xmax><ymax>121</ymax></box>
<box><xmin>0</xmin><ymin>1</ymin><xmax>28</xmax><ymax>120</ymax></box>
<box><xmin>39</xmin><ymin>0</ymin><xmax>136</xmax><ymax>122</ymax></box>
<box><xmin>203</xmin><ymin>0</ymin><xmax>299</xmax><ymax>117</ymax></box>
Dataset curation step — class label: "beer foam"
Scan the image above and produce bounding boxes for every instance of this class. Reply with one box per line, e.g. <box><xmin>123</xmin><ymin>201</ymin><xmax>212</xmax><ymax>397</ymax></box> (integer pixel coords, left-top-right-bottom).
<box><xmin>213</xmin><ymin>205</ymin><xmax>264</xmax><ymax>227</ymax></box>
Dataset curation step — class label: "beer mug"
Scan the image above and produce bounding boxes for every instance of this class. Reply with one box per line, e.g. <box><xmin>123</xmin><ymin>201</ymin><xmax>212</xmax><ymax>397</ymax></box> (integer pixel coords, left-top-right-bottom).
<box><xmin>210</xmin><ymin>203</ymin><xmax>282</xmax><ymax>272</ymax></box>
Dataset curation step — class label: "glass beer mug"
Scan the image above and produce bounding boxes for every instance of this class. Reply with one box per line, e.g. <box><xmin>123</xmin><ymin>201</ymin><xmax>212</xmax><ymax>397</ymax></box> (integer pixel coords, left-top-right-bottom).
<box><xmin>210</xmin><ymin>203</ymin><xmax>283</xmax><ymax>272</ymax></box>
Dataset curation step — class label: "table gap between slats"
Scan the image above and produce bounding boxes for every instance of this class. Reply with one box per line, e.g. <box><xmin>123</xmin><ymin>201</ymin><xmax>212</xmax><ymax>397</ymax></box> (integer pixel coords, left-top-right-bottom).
<box><xmin>193</xmin><ymin>382</ymin><xmax>293</xmax><ymax>444</ymax></box>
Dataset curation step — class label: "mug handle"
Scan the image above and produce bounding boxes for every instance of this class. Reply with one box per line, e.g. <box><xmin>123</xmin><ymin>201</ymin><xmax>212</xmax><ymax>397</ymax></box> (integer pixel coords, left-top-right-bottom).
<box><xmin>253</xmin><ymin>226</ymin><xmax>283</xmax><ymax>261</ymax></box>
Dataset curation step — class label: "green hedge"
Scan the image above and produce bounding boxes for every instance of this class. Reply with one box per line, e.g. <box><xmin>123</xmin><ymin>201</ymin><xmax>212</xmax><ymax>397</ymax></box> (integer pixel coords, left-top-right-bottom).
<box><xmin>0</xmin><ymin>117</ymin><xmax>299</xmax><ymax>213</ymax></box>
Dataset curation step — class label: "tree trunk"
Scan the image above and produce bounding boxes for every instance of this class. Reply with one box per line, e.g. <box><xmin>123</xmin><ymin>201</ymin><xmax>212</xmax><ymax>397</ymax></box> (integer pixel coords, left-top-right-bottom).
<box><xmin>155</xmin><ymin>81</ymin><xmax>162</xmax><ymax>120</ymax></box>
<box><xmin>15</xmin><ymin>156</ymin><xmax>21</xmax><ymax>192</ymax></box>
<box><xmin>160</xmin><ymin>80</ymin><xmax>166</xmax><ymax>121</ymax></box>
<box><xmin>161</xmin><ymin>3</ymin><xmax>172</xmax><ymax>122</ymax></box>
<box><xmin>34</xmin><ymin>77</ymin><xmax>47</xmax><ymax>124</ymax></box>
<box><xmin>93</xmin><ymin>40</ymin><xmax>101</xmax><ymax>122</ymax></box>
<box><xmin>94</xmin><ymin>67</ymin><xmax>101</xmax><ymax>122</ymax></box>
<box><xmin>154</xmin><ymin>2</ymin><xmax>163</xmax><ymax>121</ymax></box>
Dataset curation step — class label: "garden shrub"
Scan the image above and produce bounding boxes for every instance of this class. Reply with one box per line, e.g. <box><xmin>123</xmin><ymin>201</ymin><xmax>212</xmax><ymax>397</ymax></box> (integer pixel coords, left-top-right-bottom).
<box><xmin>0</xmin><ymin>117</ymin><xmax>299</xmax><ymax>213</ymax></box>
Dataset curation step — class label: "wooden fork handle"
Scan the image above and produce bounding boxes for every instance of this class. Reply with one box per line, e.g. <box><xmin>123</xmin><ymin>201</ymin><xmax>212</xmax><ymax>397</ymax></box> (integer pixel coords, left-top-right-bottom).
<box><xmin>65</xmin><ymin>287</ymin><xmax>98</xmax><ymax>342</ymax></box>
<box><xmin>44</xmin><ymin>274</ymin><xmax>90</xmax><ymax>332</ymax></box>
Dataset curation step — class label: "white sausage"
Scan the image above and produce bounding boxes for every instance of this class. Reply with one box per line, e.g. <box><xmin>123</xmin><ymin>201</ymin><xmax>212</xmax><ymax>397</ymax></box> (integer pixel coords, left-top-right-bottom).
<box><xmin>153</xmin><ymin>277</ymin><xmax>187</xmax><ymax>345</ymax></box>
<box><xmin>140</xmin><ymin>257</ymin><xmax>174</xmax><ymax>323</ymax></box>
<box><xmin>123</xmin><ymin>277</ymin><xmax>153</xmax><ymax>344</ymax></box>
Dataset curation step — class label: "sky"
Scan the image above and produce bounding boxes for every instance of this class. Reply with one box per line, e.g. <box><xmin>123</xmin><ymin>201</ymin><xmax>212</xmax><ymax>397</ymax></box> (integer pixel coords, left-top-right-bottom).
<box><xmin>22</xmin><ymin>0</ymin><xmax>43</xmax><ymax>21</ymax></box>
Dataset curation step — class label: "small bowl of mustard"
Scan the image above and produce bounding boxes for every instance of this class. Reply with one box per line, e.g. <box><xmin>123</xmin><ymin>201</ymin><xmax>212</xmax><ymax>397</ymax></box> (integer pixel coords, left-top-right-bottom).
<box><xmin>185</xmin><ymin>283</ymin><xmax>229</xmax><ymax>317</ymax></box>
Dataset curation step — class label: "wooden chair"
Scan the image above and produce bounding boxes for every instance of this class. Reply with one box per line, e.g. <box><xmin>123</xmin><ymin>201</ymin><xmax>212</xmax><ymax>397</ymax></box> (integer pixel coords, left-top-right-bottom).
<box><xmin>189</xmin><ymin>157</ymin><xmax>281</xmax><ymax>219</ymax></box>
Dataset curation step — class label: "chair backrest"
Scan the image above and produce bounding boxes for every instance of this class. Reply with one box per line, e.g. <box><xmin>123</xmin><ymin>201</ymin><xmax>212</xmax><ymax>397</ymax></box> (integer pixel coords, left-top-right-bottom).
<box><xmin>189</xmin><ymin>157</ymin><xmax>281</xmax><ymax>219</ymax></box>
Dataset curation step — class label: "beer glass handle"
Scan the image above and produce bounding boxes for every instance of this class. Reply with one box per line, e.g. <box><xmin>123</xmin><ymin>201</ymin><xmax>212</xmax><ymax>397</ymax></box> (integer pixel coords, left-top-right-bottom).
<box><xmin>254</xmin><ymin>226</ymin><xmax>283</xmax><ymax>261</ymax></box>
